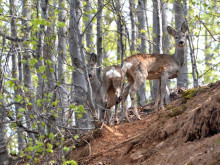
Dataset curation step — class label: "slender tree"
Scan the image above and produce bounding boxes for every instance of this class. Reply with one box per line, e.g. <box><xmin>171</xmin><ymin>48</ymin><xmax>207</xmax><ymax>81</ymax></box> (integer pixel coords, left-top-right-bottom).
<box><xmin>136</xmin><ymin>0</ymin><xmax>147</xmax><ymax>106</ymax></box>
<box><xmin>69</xmin><ymin>0</ymin><xmax>94</xmax><ymax>129</ymax></box>
<box><xmin>174</xmin><ymin>0</ymin><xmax>188</xmax><ymax>88</ymax></box>
<box><xmin>151</xmin><ymin>0</ymin><xmax>163</xmax><ymax>101</ymax></box>
<box><xmin>58</xmin><ymin>0</ymin><xmax>69</xmax><ymax>126</ymax></box>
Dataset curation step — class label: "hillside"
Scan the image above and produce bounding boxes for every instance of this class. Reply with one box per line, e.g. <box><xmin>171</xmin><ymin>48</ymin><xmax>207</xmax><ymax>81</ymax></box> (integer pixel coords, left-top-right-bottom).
<box><xmin>68</xmin><ymin>81</ymin><xmax>220</xmax><ymax>165</ymax></box>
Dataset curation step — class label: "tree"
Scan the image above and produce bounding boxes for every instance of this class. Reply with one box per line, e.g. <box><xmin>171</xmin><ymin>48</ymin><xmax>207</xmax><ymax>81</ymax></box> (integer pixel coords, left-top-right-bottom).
<box><xmin>151</xmin><ymin>0</ymin><xmax>163</xmax><ymax>101</ymax></box>
<box><xmin>58</xmin><ymin>0</ymin><xmax>69</xmax><ymax>126</ymax></box>
<box><xmin>136</xmin><ymin>0</ymin><xmax>147</xmax><ymax>106</ymax></box>
<box><xmin>174</xmin><ymin>0</ymin><xmax>188</xmax><ymax>88</ymax></box>
<box><xmin>69</xmin><ymin>0</ymin><xmax>94</xmax><ymax>129</ymax></box>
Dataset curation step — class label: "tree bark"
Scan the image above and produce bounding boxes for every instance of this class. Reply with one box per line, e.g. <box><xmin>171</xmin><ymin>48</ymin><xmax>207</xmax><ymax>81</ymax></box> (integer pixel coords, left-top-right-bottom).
<box><xmin>174</xmin><ymin>0</ymin><xmax>188</xmax><ymax>88</ymax></box>
<box><xmin>151</xmin><ymin>0</ymin><xmax>163</xmax><ymax>101</ymax></box>
<box><xmin>69</xmin><ymin>0</ymin><xmax>94</xmax><ymax>129</ymax></box>
<box><xmin>97</xmin><ymin>0</ymin><xmax>103</xmax><ymax>81</ymax></box>
<box><xmin>84</xmin><ymin>0</ymin><xmax>94</xmax><ymax>52</ymax></box>
<box><xmin>58</xmin><ymin>0</ymin><xmax>69</xmax><ymax>126</ymax></box>
<box><xmin>136</xmin><ymin>0</ymin><xmax>147</xmax><ymax>106</ymax></box>
<box><xmin>129</xmin><ymin>0</ymin><xmax>136</xmax><ymax>53</ymax></box>
<box><xmin>161</xmin><ymin>0</ymin><xmax>171</xmax><ymax>104</ymax></box>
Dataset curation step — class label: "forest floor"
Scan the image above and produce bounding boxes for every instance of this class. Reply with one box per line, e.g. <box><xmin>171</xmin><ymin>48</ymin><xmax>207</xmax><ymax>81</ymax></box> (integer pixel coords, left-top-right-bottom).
<box><xmin>68</xmin><ymin>81</ymin><xmax>220</xmax><ymax>165</ymax></box>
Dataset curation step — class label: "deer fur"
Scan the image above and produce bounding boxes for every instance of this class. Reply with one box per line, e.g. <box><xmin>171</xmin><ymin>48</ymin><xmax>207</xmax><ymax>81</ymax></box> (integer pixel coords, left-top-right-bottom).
<box><xmin>102</xmin><ymin>65</ymin><xmax>123</xmax><ymax>124</ymax></box>
<box><xmin>82</xmin><ymin>53</ymin><xmax>123</xmax><ymax>124</ymax></box>
<box><xmin>121</xmin><ymin>21</ymin><xmax>188</xmax><ymax>122</ymax></box>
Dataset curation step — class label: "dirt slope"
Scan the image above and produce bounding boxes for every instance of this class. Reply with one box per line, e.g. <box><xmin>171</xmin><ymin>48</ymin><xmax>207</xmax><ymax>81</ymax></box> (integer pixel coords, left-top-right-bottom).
<box><xmin>69</xmin><ymin>81</ymin><xmax>220</xmax><ymax>165</ymax></box>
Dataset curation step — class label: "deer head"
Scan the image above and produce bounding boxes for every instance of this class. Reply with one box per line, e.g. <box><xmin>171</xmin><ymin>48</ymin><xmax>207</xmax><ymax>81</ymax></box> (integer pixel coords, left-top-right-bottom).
<box><xmin>167</xmin><ymin>21</ymin><xmax>188</xmax><ymax>48</ymax></box>
<box><xmin>73</xmin><ymin>52</ymin><xmax>98</xmax><ymax>80</ymax></box>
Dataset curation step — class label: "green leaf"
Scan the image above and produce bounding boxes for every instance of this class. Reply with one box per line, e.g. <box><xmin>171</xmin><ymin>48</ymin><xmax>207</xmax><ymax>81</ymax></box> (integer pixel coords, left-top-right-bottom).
<box><xmin>29</xmin><ymin>58</ymin><xmax>38</xmax><ymax>66</ymax></box>
<box><xmin>18</xmin><ymin>108</ymin><xmax>26</xmax><ymax>113</ymax></box>
<box><xmin>49</xmin><ymin>133</ymin><xmax>54</xmax><ymax>140</ymax></box>
<box><xmin>8</xmin><ymin>111</ymin><xmax>14</xmax><ymax>117</ymax></box>
<box><xmin>46</xmin><ymin>149</ymin><xmax>53</xmax><ymax>153</ymax></box>
<box><xmin>37</xmin><ymin>66</ymin><xmax>46</xmax><ymax>73</ymax></box>
<box><xmin>63</xmin><ymin>147</ymin><xmax>69</xmax><ymax>152</ymax></box>
<box><xmin>74</xmin><ymin>134</ymin><xmax>79</xmax><ymax>140</ymax></box>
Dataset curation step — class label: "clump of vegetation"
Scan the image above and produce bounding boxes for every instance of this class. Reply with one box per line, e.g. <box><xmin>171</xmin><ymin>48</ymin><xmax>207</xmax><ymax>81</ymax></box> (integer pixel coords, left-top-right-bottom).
<box><xmin>166</xmin><ymin>104</ymin><xmax>173</xmax><ymax>110</ymax></box>
<box><xmin>169</xmin><ymin>105</ymin><xmax>187</xmax><ymax>117</ymax></box>
<box><xmin>181</xmin><ymin>87</ymin><xmax>208</xmax><ymax>104</ymax></box>
<box><xmin>182</xmin><ymin>88</ymin><xmax>198</xmax><ymax>104</ymax></box>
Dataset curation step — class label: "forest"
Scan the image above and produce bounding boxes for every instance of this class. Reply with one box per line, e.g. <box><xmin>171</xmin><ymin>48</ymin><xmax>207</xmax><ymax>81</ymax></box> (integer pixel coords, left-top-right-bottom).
<box><xmin>0</xmin><ymin>0</ymin><xmax>219</xmax><ymax>164</ymax></box>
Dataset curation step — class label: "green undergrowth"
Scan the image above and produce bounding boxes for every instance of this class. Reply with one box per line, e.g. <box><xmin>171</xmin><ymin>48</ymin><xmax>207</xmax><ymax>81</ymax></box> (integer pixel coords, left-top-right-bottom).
<box><xmin>181</xmin><ymin>86</ymin><xmax>208</xmax><ymax>104</ymax></box>
<box><xmin>169</xmin><ymin>105</ymin><xmax>187</xmax><ymax>117</ymax></box>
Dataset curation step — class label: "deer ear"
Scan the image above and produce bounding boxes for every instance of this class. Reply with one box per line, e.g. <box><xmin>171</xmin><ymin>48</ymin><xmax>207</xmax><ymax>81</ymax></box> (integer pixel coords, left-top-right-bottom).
<box><xmin>90</xmin><ymin>53</ymin><xmax>97</xmax><ymax>64</ymax></box>
<box><xmin>167</xmin><ymin>26</ymin><xmax>176</xmax><ymax>36</ymax></box>
<box><xmin>181</xmin><ymin>21</ymin><xmax>188</xmax><ymax>33</ymax></box>
<box><xmin>73</xmin><ymin>58</ymin><xmax>83</xmax><ymax>69</ymax></box>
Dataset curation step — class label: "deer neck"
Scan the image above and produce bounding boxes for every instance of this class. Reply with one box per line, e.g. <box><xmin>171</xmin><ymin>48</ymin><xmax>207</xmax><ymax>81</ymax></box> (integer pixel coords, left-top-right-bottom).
<box><xmin>174</xmin><ymin>46</ymin><xmax>185</xmax><ymax>67</ymax></box>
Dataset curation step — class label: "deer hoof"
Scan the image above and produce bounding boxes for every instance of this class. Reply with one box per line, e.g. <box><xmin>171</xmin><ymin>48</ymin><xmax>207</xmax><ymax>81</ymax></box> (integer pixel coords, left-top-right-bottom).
<box><xmin>137</xmin><ymin>116</ymin><xmax>141</xmax><ymax>120</ymax></box>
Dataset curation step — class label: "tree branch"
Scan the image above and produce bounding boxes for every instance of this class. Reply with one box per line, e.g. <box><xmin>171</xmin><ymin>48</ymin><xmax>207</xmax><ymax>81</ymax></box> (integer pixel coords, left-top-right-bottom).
<box><xmin>0</xmin><ymin>28</ymin><xmax>28</xmax><ymax>42</ymax></box>
<box><xmin>196</xmin><ymin>15</ymin><xmax>220</xmax><ymax>42</ymax></box>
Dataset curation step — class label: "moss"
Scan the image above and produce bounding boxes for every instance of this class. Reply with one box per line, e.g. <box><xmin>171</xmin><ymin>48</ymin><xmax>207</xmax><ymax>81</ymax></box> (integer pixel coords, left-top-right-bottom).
<box><xmin>182</xmin><ymin>87</ymin><xmax>208</xmax><ymax>104</ymax></box>
<box><xmin>182</xmin><ymin>88</ymin><xmax>197</xmax><ymax>104</ymax></box>
<box><xmin>186</xmin><ymin>162</ymin><xmax>193</xmax><ymax>165</ymax></box>
<box><xmin>166</xmin><ymin>104</ymin><xmax>172</xmax><ymax>110</ymax></box>
<box><xmin>169</xmin><ymin>105</ymin><xmax>187</xmax><ymax>117</ymax></box>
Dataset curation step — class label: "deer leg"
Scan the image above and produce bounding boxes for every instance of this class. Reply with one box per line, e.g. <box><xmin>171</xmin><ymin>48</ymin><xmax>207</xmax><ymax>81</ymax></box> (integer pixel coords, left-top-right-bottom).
<box><xmin>129</xmin><ymin>80</ymin><xmax>144</xmax><ymax>120</ymax></box>
<box><xmin>122</xmin><ymin>83</ymin><xmax>133</xmax><ymax>122</ymax></box>
<box><xmin>107</xmin><ymin>106</ymin><xmax>114</xmax><ymax>125</ymax></box>
<box><xmin>114</xmin><ymin>97</ymin><xmax>119</xmax><ymax>124</ymax></box>
<box><xmin>160</xmin><ymin>73</ymin><xmax>169</xmax><ymax>110</ymax></box>
<box><xmin>154</xmin><ymin>80</ymin><xmax>161</xmax><ymax>110</ymax></box>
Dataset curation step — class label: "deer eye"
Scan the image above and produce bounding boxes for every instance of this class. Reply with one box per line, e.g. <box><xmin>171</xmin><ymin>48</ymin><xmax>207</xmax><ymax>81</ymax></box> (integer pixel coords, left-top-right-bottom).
<box><xmin>175</xmin><ymin>36</ymin><xmax>178</xmax><ymax>39</ymax></box>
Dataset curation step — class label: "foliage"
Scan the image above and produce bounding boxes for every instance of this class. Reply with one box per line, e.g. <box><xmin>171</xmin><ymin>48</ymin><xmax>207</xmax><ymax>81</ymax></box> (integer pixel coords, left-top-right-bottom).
<box><xmin>0</xmin><ymin>0</ymin><xmax>219</xmax><ymax>164</ymax></box>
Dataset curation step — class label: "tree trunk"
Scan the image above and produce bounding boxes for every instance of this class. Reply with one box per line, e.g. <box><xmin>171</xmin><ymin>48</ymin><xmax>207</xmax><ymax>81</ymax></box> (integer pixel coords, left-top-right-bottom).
<box><xmin>129</xmin><ymin>0</ymin><xmax>136</xmax><ymax>53</ymax></box>
<box><xmin>151</xmin><ymin>0</ymin><xmax>163</xmax><ymax>101</ymax></box>
<box><xmin>69</xmin><ymin>0</ymin><xmax>93</xmax><ymax>129</ymax></box>
<box><xmin>35</xmin><ymin>0</ymin><xmax>44</xmax><ymax>102</ymax></box>
<box><xmin>174</xmin><ymin>0</ymin><xmax>188</xmax><ymax>88</ymax></box>
<box><xmin>136</xmin><ymin>0</ymin><xmax>147</xmax><ymax>106</ymax></box>
<box><xmin>97</xmin><ymin>0</ymin><xmax>103</xmax><ymax>81</ymax></box>
<box><xmin>161</xmin><ymin>0</ymin><xmax>171</xmax><ymax>104</ymax></box>
<box><xmin>21</xmin><ymin>0</ymin><xmax>34</xmax><ymax>150</ymax></box>
<box><xmin>0</xmin><ymin>114</ymin><xmax>10</xmax><ymax>164</ymax></box>
<box><xmin>58</xmin><ymin>0</ymin><xmax>69</xmax><ymax>126</ymax></box>
<box><xmin>84</xmin><ymin>0</ymin><xmax>94</xmax><ymax>52</ymax></box>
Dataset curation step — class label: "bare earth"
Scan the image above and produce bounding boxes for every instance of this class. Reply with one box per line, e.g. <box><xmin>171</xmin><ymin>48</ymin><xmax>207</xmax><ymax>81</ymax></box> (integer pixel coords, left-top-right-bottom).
<box><xmin>69</xmin><ymin>81</ymin><xmax>220</xmax><ymax>165</ymax></box>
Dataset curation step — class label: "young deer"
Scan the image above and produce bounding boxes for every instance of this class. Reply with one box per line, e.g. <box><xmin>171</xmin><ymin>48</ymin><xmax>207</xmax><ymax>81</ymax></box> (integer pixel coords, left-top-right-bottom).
<box><xmin>121</xmin><ymin>21</ymin><xmax>188</xmax><ymax>122</ymax></box>
<box><xmin>78</xmin><ymin>53</ymin><xmax>123</xmax><ymax>124</ymax></box>
<box><xmin>102</xmin><ymin>65</ymin><xmax>123</xmax><ymax>124</ymax></box>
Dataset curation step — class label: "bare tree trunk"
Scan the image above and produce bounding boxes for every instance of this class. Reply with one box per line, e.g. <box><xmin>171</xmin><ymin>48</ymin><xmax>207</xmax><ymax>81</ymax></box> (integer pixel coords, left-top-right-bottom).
<box><xmin>97</xmin><ymin>0</ymin><xmax>103</xmax><ymax>81</ymax></box>
<box><xmin>58</xmin><ymin>0</ymin><xmax>68</xmax><ymax>126</ymax></box>
<box><xmin>174</xmin><ymin>0</ymin><xmax>188</xmax><ymax>88</ymax></box>
<box><xmin>136</xmin><ymin>0</ymin><xmax>147</xmax><ymax>106</ymax></box>
<box><xmin>21</xmin><ymin>0</ymin><xmax>34</xmax><ymax>150</ymax></box>
<box><xmin>35</xmin><ymin>0</ymin><xmax>45</xmax><ymax>103</ymax></box>
<box><xmin>69</xmin><ymin>0</ymin><xmax>94</xmax><ymax>129</ymax></box>
<box><xmin>151</xmin><ymin>0</ymin><xmax>163</xmax><ymax>101</ymax></box>
<box><xmin>161</xmin><ymin>0</ymin><xmax>171</xmax><ymax>104</ymax></box>
<box><xmin>84</xmin><ymin>0</ymin><xmax>94</xmax><ymax>52</ymax></box>
<box><xmin>0</xmin><ymin>113</ymin><xmax>10</xmax><ymax>164</ymax></box>
<box><xmin>129</xmin><ymin>0</ymin><xmax>136</xmax><ymax>53</ymax></box>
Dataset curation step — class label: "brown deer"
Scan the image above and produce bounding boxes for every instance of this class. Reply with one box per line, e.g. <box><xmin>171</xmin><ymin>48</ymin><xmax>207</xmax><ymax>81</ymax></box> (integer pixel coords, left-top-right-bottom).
<box><xmin>121</xmin><ymin>21</ymin><xmax>188</xmax><ymax>122</ymax></box>
<box><xmin>76</xmin><ymin>53</ymin><xmax>123</xmax><ymax>125</ymax></box>
<box><xmin>102</xmin><ymin>65</ymin><xmax>123</xmax><ymax>125</ymax></box>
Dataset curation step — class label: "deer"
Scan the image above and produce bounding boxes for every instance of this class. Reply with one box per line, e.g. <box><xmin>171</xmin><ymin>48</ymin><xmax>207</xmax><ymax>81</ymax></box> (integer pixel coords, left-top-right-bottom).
<box><xmin>102</xmin><ymin>65</ymin><xmax>123</xmax><ymax>125</ymax></box>
<box><xmin>75</xmin><ymin>53</ymin><xmax>123</xmax><ymax>125</ymax></box>
<box><xmin>121</xmin><ymin>21</ymin><xmax>188</xmax><ymax>122</ymax></box>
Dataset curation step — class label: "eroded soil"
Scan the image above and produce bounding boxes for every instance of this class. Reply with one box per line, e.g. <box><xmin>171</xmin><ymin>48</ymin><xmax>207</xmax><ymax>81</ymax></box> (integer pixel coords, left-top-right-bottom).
<box><xmin>69</xmin><ymin>81</ymin><xmax>220</xmax><ymax>165</ymax></box>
